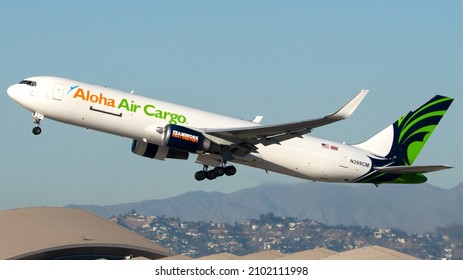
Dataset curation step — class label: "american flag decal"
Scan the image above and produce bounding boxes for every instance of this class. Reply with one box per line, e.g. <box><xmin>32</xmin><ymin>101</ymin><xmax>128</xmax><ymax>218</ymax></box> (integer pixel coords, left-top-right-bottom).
<box><xmin>322</xmin><ymin>143</ymin><xmax>338</xmax><ymax>151</ymax></box>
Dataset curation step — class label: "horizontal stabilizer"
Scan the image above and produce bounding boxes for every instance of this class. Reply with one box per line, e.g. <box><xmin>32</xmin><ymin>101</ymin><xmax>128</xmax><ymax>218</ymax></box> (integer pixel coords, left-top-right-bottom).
<box><xmin>374</xmin><ymin>165</ymin><xmax>453</xmax><ymax>174</ymax></box>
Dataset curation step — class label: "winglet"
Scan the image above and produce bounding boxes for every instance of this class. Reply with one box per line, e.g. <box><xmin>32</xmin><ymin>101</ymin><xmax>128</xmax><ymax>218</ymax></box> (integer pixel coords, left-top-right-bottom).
<box><xmin>328</xmin><ymin>89</ymin><xmax>369</xmax><ymax>120</ymax></box>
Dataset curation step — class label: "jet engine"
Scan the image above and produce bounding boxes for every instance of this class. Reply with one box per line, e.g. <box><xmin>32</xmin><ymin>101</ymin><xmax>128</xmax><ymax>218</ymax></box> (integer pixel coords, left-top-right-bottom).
<box><xmin>131</xmin><ymin>140</ymin><xmax>189</xmax><ymax>160</ymax></box>
<box><xmin>162</xmin><ymin>124</ymin><xmax>220</xmax><ymax>153</ymax></box>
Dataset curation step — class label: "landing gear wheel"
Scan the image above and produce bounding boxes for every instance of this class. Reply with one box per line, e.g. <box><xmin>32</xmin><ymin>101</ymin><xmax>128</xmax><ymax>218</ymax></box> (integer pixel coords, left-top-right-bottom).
<box><xmin>225</xmin><ymin>165</ymin><xmax>237</xmax><ymax>176</ymax></box>
<box><xmin>206</xmin><ymin>170</ymin><xmax>218</xmax><ymax>180</ymax></box>
<box><xmin>32</xmin><ymin>126</ymin><xmax>42</xmax><ymax>135</ymax></box>
<box><xmin>195</xmin><ymin>171</ymin><xmax>207</xmax><ymax>181</ymax></box>
<box><xmin>195</xmin><ymin>164</ymin><xmax>236</xmax><ymax>181</ymax></box>
<box><xmin>214</xmin><ymin>167</ymin><xmax>225</xmax><ymax>177</ymax></box>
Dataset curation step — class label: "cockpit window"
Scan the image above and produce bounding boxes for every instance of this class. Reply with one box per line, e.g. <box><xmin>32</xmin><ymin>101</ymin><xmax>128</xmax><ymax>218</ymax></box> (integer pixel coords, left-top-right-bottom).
<box><xmin>19</xmin><ymin>80</ymin><xmax>37</xmax><ymax>86</ymax></box>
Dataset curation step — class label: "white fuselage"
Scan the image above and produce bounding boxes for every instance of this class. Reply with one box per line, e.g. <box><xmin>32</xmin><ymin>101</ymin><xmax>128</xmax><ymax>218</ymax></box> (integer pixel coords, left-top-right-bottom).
<box><xmin>8</xmin><ymin>76</ymin><xmax>373</xmax><ymax>182</ymax></box>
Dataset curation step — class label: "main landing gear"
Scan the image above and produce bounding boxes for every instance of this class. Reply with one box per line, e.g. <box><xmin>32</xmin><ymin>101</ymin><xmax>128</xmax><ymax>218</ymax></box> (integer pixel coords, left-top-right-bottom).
<box><xmin>194</xmin><ymin>163</ymin><xmax>237</xmax><ymax>181</ymax></box>
<box><xmin>32</xmin><ymin>112</ymin><xmax>44</xmax><ymax>135</ymax></box>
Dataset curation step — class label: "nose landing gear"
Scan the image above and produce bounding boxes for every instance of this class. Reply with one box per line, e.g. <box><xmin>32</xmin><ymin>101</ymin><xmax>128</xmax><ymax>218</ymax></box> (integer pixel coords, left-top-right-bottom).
<box><xmin>194</xmin><ymin>163</ymin><xmax>237</xmax><ymax>181</ymax></box>
<box><xmin>32</xmin><ymin>126</ymin><xmax>42</xmax><ymax>135</ymax></box>
<box><xmin>32</xmin><ymin>112</ymin><xmax>44</xmax><ymax>135</ymax></box>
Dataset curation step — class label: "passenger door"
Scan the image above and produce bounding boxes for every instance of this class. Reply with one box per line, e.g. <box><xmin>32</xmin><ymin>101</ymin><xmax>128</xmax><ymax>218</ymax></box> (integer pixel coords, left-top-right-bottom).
<box><xmin>52</xmin><ymin>83</ymin><xmax>64</xmax><ymax>101</ymax></box>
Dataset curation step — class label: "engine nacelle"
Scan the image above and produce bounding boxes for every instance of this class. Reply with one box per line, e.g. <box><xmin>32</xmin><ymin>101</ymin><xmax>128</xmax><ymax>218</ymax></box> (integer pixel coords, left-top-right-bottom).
<box><xmin>131</xmin><ymin>140</ymin><xmax>189</xmax><ymax>160</ymax></box>
<box><xmin>162</xmin><ymin>124</ymin><xmax>220</xmax><ymax>153</ymax></box>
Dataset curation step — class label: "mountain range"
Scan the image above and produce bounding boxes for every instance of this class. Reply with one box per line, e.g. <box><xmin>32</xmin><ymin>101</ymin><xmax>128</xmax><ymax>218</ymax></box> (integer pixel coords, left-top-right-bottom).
<box><xmin>68</xmin><ymin>181</ymin><xmax>463</xmax><ymax>233</ymax></box>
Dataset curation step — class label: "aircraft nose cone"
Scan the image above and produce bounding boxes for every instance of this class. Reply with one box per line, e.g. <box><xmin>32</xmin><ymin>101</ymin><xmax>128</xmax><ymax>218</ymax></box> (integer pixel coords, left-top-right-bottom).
<box><xmin>7</xmin><ymin>84</ymin><xmax>18</xmax><ymax>100</ymax></box>
<box><xmin>7</xmin><ymin>83</ymin><xmax>36</xmax><ymax>111</ymax></box>
<box><xmin>7</xmin><ymin>84</ymin><xmax>29</xmax><ymax>104</ymax></box>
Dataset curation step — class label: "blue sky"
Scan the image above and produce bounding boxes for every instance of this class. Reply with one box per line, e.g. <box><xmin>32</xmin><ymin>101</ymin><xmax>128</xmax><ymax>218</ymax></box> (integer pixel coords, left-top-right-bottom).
<box><xmin>1</xmin><ymin>1</ymin><xmax>461</xmax><ymax>210</ymax></box>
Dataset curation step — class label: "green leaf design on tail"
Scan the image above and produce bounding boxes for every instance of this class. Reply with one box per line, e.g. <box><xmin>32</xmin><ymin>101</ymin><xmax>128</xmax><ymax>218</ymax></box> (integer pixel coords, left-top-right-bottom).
<box><xmin>388</xmin><ymin>95</ymin><xmax>453</xmax><ymax>166</ymax></box>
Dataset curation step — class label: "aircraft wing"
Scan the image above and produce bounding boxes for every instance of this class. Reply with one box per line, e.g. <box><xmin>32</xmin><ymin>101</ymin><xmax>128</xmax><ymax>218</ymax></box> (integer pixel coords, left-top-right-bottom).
<box><xmin>205</xmin><ymin>90</ymin><xmax>369</xmax><ymax>146</ymax></box>
<box><xmin>374</xmin><ymin>165</ymin><xmax>453</xmax><ymax>174</ymax></box>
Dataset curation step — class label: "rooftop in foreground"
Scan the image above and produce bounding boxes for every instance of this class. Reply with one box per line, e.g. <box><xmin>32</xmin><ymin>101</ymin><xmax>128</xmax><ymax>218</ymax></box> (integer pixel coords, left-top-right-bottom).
<box><xmin>160</xmin><ymin>246</ymin><xmax>419</xmax><ymax>260</ymax></box>
<box><xmin>1</xmin><ymin>207</ymin><xmax>419</xmax><ymax>260</ymax></box>
<box><xmin>0</xmin><ymin>207</ymin><xmax>173</xmax><ymax>260</ymax></box>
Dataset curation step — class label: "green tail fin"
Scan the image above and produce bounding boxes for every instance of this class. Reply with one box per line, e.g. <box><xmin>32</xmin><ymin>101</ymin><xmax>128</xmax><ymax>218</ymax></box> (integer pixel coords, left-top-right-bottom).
<box><xmin>388</xmin><ymin>95</ymin><xmax>453</xmax><ymax>165</ymax></box>
<box><xmin>355</xmin><ymin>95</ymin><xmax>454</xmax><ymax>166</ymax></box>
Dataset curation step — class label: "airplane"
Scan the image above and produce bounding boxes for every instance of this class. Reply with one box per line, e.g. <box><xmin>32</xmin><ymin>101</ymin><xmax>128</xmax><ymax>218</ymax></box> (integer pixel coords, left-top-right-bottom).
<box><xmin>7</xmin><ymin>76</ymin><xmax>454</xmax><ymax>185</ymax></box>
